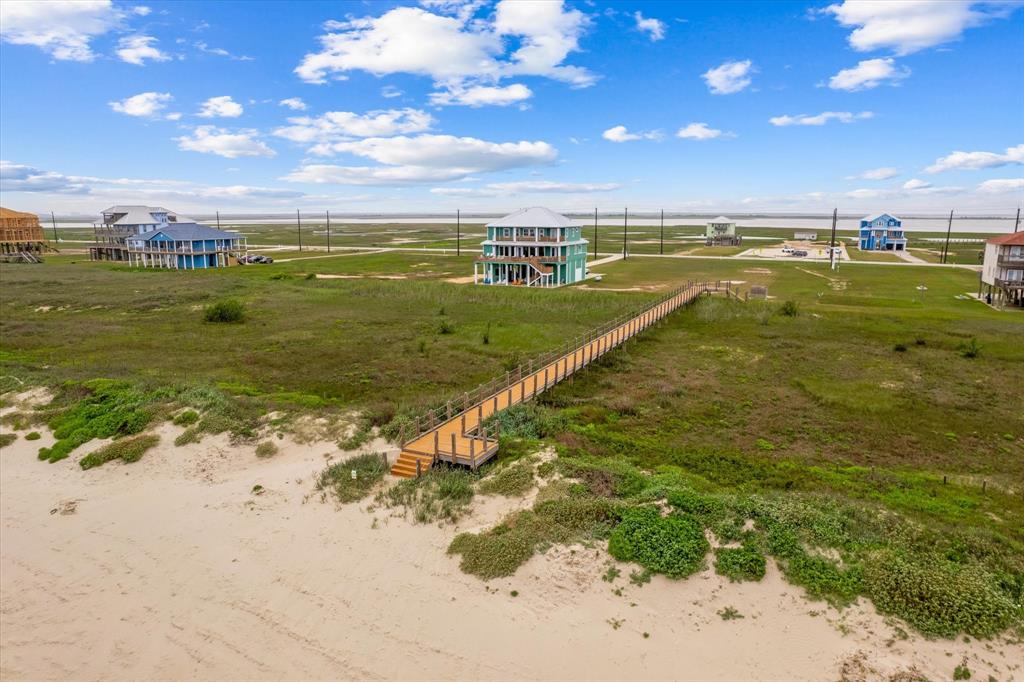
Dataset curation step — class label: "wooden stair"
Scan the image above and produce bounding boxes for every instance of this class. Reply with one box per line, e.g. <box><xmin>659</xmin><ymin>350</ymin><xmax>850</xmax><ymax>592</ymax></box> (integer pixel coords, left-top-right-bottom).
<box><xmin>389</xmin><ymin>281</ymin><xmax>721</xmax><ymax>478</ymax></box>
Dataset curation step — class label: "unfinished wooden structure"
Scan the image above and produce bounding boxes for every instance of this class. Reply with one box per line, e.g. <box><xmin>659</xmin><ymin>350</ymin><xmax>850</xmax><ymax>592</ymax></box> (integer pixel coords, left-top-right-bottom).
<box><xmin>391</xmin><ymin>281</ymin><xmax>722</xmax><ymax>478</ymax></box>
<box><xmin>0</xmin><ymin>207</ymin><xmax>47</xmax><ymax>261</ymax></box>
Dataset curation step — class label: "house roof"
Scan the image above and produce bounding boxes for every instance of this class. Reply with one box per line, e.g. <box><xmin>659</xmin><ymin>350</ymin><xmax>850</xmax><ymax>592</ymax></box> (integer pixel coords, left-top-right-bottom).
<box><xmin>100</xmin><ymin>205</ymin><xmax>190</xmax><ymax>225</ymax></box>
<box><xmin>486</xmin><ymin>207</ymin><xmax>575</xmax><ymax>229</ymax></box>
<box><xmin>987</xmin><ymin>232</ymin><xmax>1024</xmax><ymax>246</ymax></box>
<box><xmin>709</xmin><ymin>216</ymin><xmax>733</xmax><ymax>223</ymax></box>
<box><xmin>136</xmin><ymin>223</ymin><xmax>241</xmax><ymax>242</ymax></box>
<box><xmin>862</xmin><ymin>213</ymin><xmax>901</xmax><ymax>222</ymax></box>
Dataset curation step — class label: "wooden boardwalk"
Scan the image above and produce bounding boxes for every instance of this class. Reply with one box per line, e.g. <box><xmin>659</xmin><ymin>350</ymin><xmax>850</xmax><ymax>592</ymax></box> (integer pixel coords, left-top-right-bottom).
<box><xmin>390</xmin><ymin>281</ymin><xmax>720</xmax><ymax>478</ymax></box>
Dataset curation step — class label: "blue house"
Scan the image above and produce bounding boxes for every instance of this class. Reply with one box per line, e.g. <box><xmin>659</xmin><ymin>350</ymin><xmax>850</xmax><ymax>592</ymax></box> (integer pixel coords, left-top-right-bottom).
<box><xmin>859</xmin><ymin>213</ymin><xmax>907</xmax><ymax>251</ymax></box>
<box><xmin>475</xmin><ymin>207</ymin><xmax>588</xmax><ymax>287</ymax></box>
<box><xmin>126</xmin><ymin>223</ymin><xmax>246</xmax><ymax>269</ymax></box>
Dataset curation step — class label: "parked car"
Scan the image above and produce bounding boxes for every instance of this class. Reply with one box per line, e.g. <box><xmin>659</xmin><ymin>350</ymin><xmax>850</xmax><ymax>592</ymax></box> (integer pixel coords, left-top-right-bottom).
<box><xmin>781</xmin><ymin>246</ymin><xmax>794</xmax><ymax>255</ymax></box>
<box><xmin>792</xmin><ymin>250</ymin><xmax>808</xmax><ymax>257</ymax></box>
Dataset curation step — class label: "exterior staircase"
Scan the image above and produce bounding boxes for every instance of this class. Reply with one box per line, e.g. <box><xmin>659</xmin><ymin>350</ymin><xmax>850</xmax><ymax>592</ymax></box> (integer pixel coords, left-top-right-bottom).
<box><xmin>390</xmin><ymin>281</ymin><xmax>722</xmax><ymax>478</ymax></box>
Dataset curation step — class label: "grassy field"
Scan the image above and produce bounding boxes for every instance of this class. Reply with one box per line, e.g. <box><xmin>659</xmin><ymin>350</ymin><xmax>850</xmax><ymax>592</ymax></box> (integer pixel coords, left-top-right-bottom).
<box><xmin>3</xmin><ymin>244</ymin><xmax>1022</xmax><ymax>638</ymax></box>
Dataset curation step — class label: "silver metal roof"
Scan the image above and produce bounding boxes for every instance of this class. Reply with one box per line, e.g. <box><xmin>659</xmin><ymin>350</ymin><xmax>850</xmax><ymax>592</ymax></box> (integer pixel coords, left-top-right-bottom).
<box><xmin>486</xmin><ymin>207</ymin><xmax>576</xmax><ymax>229</ymax></box>
<box><xmin>709</xmin><ymin>216</ymin><xmax>733</xmax><ymax>223</ymax></box>
<box><xmin>100</xmin><ymin>205</ymin><xmax>194</xmax><ymax>226</ymax></box>
<box><xmin>861</xmin><ymin>213</ymin><xmax>901</xmax><ymax>222</ymax></box>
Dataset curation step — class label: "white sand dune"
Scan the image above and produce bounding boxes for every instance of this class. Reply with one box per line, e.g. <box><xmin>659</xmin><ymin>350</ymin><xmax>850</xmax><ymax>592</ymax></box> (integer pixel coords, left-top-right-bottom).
<box><xmin>1</xmin><ymin>420</ymin><xmax>1020</xmax><ymax>681</ymax></box>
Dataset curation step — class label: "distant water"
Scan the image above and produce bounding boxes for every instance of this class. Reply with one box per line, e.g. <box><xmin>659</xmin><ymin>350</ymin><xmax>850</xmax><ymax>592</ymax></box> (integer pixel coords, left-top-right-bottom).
<box><xmin>49</xmin><ymin>212</ymin><xmax>1019</xmax><ymax>234</ymax></box>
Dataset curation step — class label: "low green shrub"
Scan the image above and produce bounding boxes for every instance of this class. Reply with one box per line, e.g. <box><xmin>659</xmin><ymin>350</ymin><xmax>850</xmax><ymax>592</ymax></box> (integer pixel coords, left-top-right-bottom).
<box><xmin>203</xmin><ymin>299</ymin><xmax>245</xmax><ymax>323</ymax></box>
<box><xmin>172</xmin><ymin>409</ymin><xmax>199</xmax><ymax>426</ymax></box>
<box><xmin>958</xmin><ymin>337</ymin><xmax>981</xmax><ymax>359</ymax></box>
<box><xmin>316</xmin><ymin>452</ymin><xmax>389</xmax><ymax>503</ymax></box>
<box><xmin>864</xmin><ymin>552</ymin><xmax>1019</xmax><ymax>638</ymax></box>
<box><xmin>715</xmin><ymin>541</ymin><xmax>767</xmax><ymax>582</ymax></box>
<box><xmin>25</xmin><ymin>431</ymin><xmax>41</xmax><ymax>441</ymax></box>
<box><xmin>79</xmin><ymin>433</ymin><xmax>160</xmax><ymax>469</ymax></box>
<box><xmin>779</xmin><ymin>300</ymin><xmax>799</xmax><ymax>317</ymax></box>
<box><xmin>479</xmin><ymin>462</ymin><xmax>535</xmax><ymax>497</ymax></box>
<box><xmin>255</xmin><ymin>441</ymin><xmax>278</xmax><ymax>458</ymax></box>
<box><xmin>0</xmin><ymin>433</ymin><xmax>16</xmax><ymax>448</ymax></box>
<box><xmin>448</xmin><ymin>497</ymin><xmax>620</xmax><ymax>579</ymax></box>
<box><xmin>38</xmin><ymin>379</ymin><xmax>160</xmax><ymax>463</ymax></box>
<box><xmin>607</xmin><ymin>507</ymin><xmax>708</xmax><ymax>579</ymax></box>
<box><xmin>484</xmin><ymin>403</ymin><xmax>567</xmax><ymax>440</ymax></box>
<box><xmin>377</xmin><ymin>466</ymin><xmax>476</xmax><ymax>524</ymax></box>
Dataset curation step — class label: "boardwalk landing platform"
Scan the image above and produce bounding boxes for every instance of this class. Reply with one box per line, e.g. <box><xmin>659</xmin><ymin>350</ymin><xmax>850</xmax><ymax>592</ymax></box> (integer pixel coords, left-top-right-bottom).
<box><xmin>390</xmin><ymin>281</ymin><xmax>726</xmax><ymax>478</ymax></box>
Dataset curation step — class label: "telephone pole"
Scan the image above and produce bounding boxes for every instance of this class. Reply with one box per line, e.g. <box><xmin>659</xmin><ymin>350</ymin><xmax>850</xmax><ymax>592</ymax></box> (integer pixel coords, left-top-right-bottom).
<box><xmin>216</xmin><ymin>210</ymin><xmax>221</xmax><ymax>229</ymax></box>
<box><xmin>50</xmin><ymin>211</ymin><xmax>58</xmax><ymax>243</ymax></box>
<box><xmin>829</xmin><ymin>207</ymin><xmax>838</xmax><ymax>270</ymax></box>
<box><xmin>1015</xmin><ymin>207</ymin><xmax>1020</xmax><ymax>233</ymax></box>
<box><xmin>593</xmin><ymin>208</ymin><xmax>598</xmax><ymax>258</ymax></box>
<box><xmin>326</xmin><ymin>210</ymin><xmax>331</xmax><ymax>253</ymax></box>
<box><xmin>622</xmin><ymin>207</ymin><xmax>628</xmax><ymax>259</ymax></box>
<box><xmin>660</xmin><ymin>209</ymin><xmax>664</xmax><ymax>255</ymax></box>
<box><xmin>456</xmin><ymin>209</ymin><xmax>461</xmax><ymax>256</ymax></box>
<box><xmin>297</xmin><ymin>209</ymin><xmax>302</xmax><ymax>252</ymax></box>
<box><xmin>941</xmin><ymin>209</ymin><xmax>953</xmax><ymax>264</ymax></box>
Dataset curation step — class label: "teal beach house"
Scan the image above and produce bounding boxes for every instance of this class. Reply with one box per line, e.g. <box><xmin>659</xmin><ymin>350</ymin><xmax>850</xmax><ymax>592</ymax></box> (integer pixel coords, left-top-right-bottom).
<box><xmin>475</xmin><ymin>207</ymin><xmax>588</xmax><ymax>287</ymax></box>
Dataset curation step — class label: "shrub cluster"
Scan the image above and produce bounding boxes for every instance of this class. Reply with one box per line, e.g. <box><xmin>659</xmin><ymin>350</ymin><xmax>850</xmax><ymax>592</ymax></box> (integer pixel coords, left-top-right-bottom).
<box><xmin>376</xmin><ymin>466</ymin><xmax>476</xmax><ymax>524</ymax></box>
<box><xmin>315</xmin><ymin>452</ymin><xmax>389</xmax><ymax>503</ymax></box>
<box><xmin>607</xmin><ymin>506</ymin><xmax>709</xmax><ymax>579</ymax></box>
<box><xmin>79</xmin><ymin>433</ymin><xmax>160</xmax><ymax>470</ymax></box>
<box><xmin>479</xmin><ymin>462</ymin><xmax>535</xmax><ymax>497</ymax></box>
<box><xmin>203</xmin><ymin>299</ymin><xmax>245</xmax><ymax>323</ymax></box>
<box><xmin>715</xmin><ymin>540</ymin><xmax>767</xmax><ymax>582</ymax></box>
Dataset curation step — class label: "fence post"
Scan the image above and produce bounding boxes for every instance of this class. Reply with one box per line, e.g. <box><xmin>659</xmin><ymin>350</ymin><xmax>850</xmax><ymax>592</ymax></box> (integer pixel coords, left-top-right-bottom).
<box><xmin>434</xmin><ymin>431</ymin><xmax>439</xmax><ymax>456</ymax></box>
<box><xmin>478</xmin><ymin>403</ymin><xmax>483</xmax><ymax>426</ymax></box>
<box><xmin>470</xmin><ymin>435</ymin><xmax>475</xmax><ymax>460</ymax></box>
<box><xmin>382</xmin><ymin>452</ymin><xmax>389</xmax><ymax>469</ymax></box>
<box><xmin>451</xmin><ymin>433</ymin><xmax>457</xmax><ymax>461</ymax></box>
<box><xmin>461</xmin><ymin>413</ymin><xmax>466</xmax><ymax>435</ymax></box>
<box><xmin>446</xmin><ymin>401</ymin><xmax>452</xmax><ymax>419</ymax></box>
<box><xmin>416</xmin><ymin>459</ymin><xmax>422</xmax><ymax>478</ymax></box>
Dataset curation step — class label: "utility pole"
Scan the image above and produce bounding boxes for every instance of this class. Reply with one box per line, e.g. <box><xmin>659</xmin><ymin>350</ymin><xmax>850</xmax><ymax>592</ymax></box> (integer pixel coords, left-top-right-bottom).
<box><xmin>829</xmin><ymin>207</ymin><xmax>838</xmax><ymax>271</ymax></box>
<box><xmin>297</xmin><ymin>209</ymin><xmax>302</xmax><ymax>252</ymax></box>
<box><xmin>942</xmin><ymin>209</ymin><xmax>953</xmax><ymax>264</ymax></box>
<box><xmin>456</xmin><ymin>209</ymin><xmax>460</xmax><ymax>256</ymax></box>
<box><xmin>622</xmin><ymin>207</ymin><xmax>628</xmax><ymax>260</ymax></box>
<box><xmin>660</xmin><ymin>209</ymin><xmax>664</xmax><ymax>255</ymax></box>
<box><xmin>216</xmin><ymin>210</ymin><xmax>221</xmax><ymax>229</ymax></box>
<box><xmin>50</xmin><ymin>211</ymin><xmax>58</xmax><ymax>243</ymax></box>
<box><xmin>593</xmin><ymin>208</ymin><xmax>598</xmax><ymax>258</ymax></box>
<box><xmin>1015</xmin><ymin>207</ymin><xmax>1020</xmax><ymax>233</ymax></box>
<box><xmin>326</xmin><ymin>210</ymin><xmax>331</xmax><ymax>253</ymax></box>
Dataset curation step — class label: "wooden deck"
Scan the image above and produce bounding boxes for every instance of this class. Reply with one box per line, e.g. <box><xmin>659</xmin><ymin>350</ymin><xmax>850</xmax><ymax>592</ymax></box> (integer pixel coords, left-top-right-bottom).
<box><xmin>390</xmin><ymin>281</ymin><xmax>720</xmax><ymax>478</ymax></box>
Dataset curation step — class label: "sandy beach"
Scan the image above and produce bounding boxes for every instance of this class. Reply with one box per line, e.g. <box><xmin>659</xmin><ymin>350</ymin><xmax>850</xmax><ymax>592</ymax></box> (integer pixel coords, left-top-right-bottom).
<box><xmin>1</xmin><ymin>412</ymin><xmax>1021</xmax><ymax>681</ymax></box>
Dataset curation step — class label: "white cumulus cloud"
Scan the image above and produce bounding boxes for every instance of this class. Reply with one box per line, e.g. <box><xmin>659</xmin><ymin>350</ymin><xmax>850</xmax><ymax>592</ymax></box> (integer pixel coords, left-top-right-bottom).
<box><xmin>116</xmin><ymin>35</ymin><xmax>170</xmax><ymax>65</ymax></box>
<box><xmin>925</xmin><ymin>144</ymin><xmax>1024</xmax><ymax>173</ymax></box>
<box><xmin>198</xmin><ymin>95</ymin><xmax>244</xmax><ymax>118</ymax></box>
<box><xmin>602</xmin><ymin>125</ymin><xmax>661</xmax><ymax>142</ymax></box>
<box><xmin>283</xmin><ymin>133</ymin><xmax>557</xmax><ymax>185</ymax></box>
<box><xmin>676</xmin><ymin>122</ymin><xmax>730</xmax><ymax>140</ymax></box>
<box><xmin>279</xmin><ymin>97</ymin><xmax>307</xmax><ymax>111</ymax></box>
<box><xmin>823</xmin><ymin>0</ymin><xmax>1018</xmax><ymax>56</ymax></box>
<box><xmin>294</xmin><ymin>1</ymin><xmax>595</xmax><ymax>90</ymax></box>
<box><xmin>176</xmin><ymin>126</ymin><xmax>275</xmax><ymax>158</ymax></box>
<box><xmin>0</xmin><ymin>0</ymin><xmax>123</xmax><ymax>61</ymax></box>
<box><xmin>770</xmin><ymin>111</ymin><xmax>874</xmax><ymax>126</ymax></box>
<box><xmin>977</xmin><ymin>178</ymin><xmax>1024</xmax><ymax>194</ymax></box>
<box><xmin>131</xmin><ymin>6</ymin><xmax>151</xmax><ymax>16</ymax></box>
<box><xmin>848</xmin><ymin>167</ymin><xmax>899</xmax><ymax>180</ymax></box>
<box><xmin>109</xmin><ymin>91</ymin><xmax>173</xmax><ymax>117</ymax></box>
<box><xmin>634</xmin><ymin>12</ymin><xmax>665</xmax><ymax>41</ymax></box>
<box><xmin>702</xmin><ymin>59</ymin><xmax>753</xmax><ymax>95</ymax></box>
<box><xmin>429</xmin><ymin>83</ymin><xmax>532</xmax><ymax>107</ymax></box>
<box><xmin>828</xmin><ymin>58</ymin><xmax>910</xmax><ymax>91</ymax></box>
<box><xmin>274</xmin><ymin>109</ymin><xmax>435</xmax><ymax>154</ymax></box>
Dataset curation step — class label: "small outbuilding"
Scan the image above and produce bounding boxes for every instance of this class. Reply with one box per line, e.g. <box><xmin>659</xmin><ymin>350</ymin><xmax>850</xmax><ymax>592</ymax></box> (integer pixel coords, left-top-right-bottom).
<box><xmin>706</xmin><ymin>216</ymin><xmax>741</xmax><ymax>246</ymax></box>
<box><xmin>794</xmin><ymin>231</ymin><xmax>817</xmax><ymax>241</ymax></box>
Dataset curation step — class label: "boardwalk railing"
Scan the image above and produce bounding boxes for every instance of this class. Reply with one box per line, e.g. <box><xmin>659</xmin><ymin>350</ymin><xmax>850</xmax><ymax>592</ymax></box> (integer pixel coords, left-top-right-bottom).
<box><xmin>396</xmin><ymin>280</ymin><xmax>727</xmax><ymax>450</ymax></box>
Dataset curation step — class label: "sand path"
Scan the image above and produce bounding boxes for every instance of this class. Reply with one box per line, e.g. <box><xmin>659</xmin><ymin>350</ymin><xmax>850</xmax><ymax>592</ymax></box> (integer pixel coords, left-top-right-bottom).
<box><xmin>1</xmin><ymin>423</ymin><xmax>1020</xmax><ymax>681</ymax></box>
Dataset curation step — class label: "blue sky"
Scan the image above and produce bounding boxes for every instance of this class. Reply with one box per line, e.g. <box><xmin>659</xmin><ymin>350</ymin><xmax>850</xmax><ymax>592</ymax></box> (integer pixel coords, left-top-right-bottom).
<box><xmin>1</xmin><ymin>0</ymin><xmax>1022</xmax><ymax>214</ymax></box>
